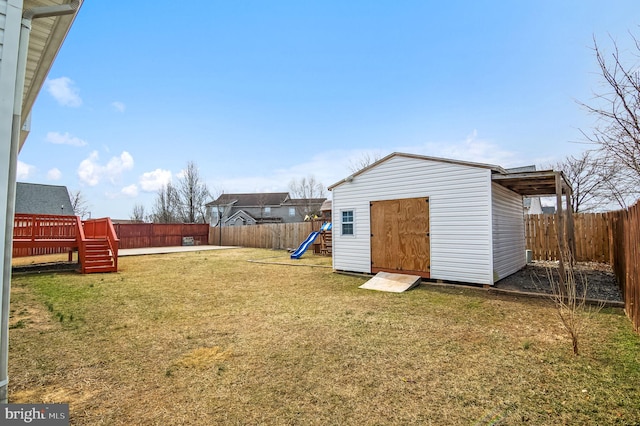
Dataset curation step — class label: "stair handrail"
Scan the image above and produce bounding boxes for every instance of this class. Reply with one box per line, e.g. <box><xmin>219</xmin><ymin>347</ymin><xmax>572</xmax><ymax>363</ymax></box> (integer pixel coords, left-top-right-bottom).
<box><xmin>74</xmin><ymin>215</ymin><xmax>87</xmax><ymax>273</ymax></box>
<box><xmin>105</xmin><ymin>217</ymin><xmax>119</xmax><ymax>272</ymax></box>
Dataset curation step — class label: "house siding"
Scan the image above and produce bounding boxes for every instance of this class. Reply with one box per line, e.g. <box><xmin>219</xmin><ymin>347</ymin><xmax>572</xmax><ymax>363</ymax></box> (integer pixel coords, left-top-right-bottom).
<box><xmin>331</xmin><ymin>155</ymin><xmax>494</xmax><ymax>285</ymax></box>
<box><xmin>0</xmin><ymin>1</ymin><xmax>6</xmax><ymax>60</ymax></box>
<box><xmin>491</xmin><ymin>182</ymin><xmax>526</xmax><ymax>282</ymax></box>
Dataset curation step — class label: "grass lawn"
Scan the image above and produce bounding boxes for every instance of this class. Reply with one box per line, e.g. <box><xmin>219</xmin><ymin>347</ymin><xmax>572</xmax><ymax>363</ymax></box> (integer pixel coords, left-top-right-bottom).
<box><xmin>8</xmin><ymin>248</ymin><xmax>640</xmax><ymax>425</ymax></box>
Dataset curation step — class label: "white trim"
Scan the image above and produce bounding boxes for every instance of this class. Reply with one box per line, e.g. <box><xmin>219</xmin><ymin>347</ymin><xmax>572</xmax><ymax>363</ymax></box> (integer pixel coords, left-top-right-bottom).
<box><xmin>340</xmin><ymin>208</ymin><xmax>355</xmax><ymax>237</ymax></box>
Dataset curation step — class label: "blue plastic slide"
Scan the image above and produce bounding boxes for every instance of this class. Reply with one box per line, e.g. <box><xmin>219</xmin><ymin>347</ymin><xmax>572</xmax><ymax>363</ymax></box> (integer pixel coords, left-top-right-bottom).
<box><xmin>290</xmin><ymin>222</ymin><xmax>333</xmax><ymax>259</ymax></box>
<box><xmin>290</xmin><ymin>231</ymin><xmax>320</xmax><ymax>259</ymax></box>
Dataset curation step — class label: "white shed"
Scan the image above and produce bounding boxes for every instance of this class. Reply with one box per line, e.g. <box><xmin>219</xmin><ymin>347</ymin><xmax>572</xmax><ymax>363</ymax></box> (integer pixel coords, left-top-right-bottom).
<box><xmin>328</xmin><ymin>153</ymin><xmax>573</xmax><ymax>286</ymax></box>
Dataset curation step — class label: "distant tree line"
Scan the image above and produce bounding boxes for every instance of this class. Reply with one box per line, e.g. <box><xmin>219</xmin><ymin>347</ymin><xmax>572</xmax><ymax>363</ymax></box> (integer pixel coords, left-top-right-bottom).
<box><xmin>128</xmin><ymin>163</ymin><xmax>327</xmax><ymax>224</ymax></box>
<box><xmin>133</xmin><ymin>161</ymin><xmax>211</xmax><ymax>224</ymax></box>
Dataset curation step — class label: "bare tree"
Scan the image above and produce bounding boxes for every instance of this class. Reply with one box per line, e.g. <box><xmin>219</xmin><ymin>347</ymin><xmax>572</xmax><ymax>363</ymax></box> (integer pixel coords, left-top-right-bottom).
<box><xmin>581</xmin><ymin>33</ymin><xmax>640</xmax><ymax>189</ymax></box>
<box><xmin>553</xmin><ymin>151</ymin><xmax>609</xmax><ymax>213</ymax></box>
<box><xmin>69</xmin><ymin>189</ymin><xmax>90</xmax><ymax>219</ymax></box>
<box><xmin>348</xmin><ymin>152</ymin><xmax>383</xmax><ymax>173</ymax></box>
<box><xmin>150</xmin><ymin>182</ymin><xmax>179</xmax><ymax>223</ymax></box>
<box><xmin>289</xmin><ymin>175</ymin><xmax>326</xmax><ymax>218</ymax></box>
<box><xmin>176</xmin><ymin>161</ymin><xmax>211</xmax><ymax>223</ymax></box>
<box><xmin>546</xmin><ymin>250</ymin><xmax>603</xmax><ymax>356</ymax></box>
<box><xmin>130</xmin><ymin>204</ymin><xmax>146</xmax><ymax>222</ymax></box>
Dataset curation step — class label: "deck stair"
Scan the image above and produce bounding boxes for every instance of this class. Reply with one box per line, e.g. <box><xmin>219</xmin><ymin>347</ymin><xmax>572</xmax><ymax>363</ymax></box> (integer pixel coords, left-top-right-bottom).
<box><xmin>82</xmin><ymin>238</ymin><xmax>117</xmax><ymax>273</ymax></box>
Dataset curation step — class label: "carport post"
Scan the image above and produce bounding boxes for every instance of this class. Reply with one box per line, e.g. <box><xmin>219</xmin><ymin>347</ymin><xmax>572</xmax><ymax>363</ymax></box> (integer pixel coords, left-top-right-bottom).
<box><xmin>555</xmin><ymin>172</ymin><xmax>566</xmax><ymax>292</ymax></box>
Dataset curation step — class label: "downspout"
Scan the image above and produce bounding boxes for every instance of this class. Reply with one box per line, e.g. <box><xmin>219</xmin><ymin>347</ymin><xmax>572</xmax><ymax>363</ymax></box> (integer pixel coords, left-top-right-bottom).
<box><xmin>0</xmin><ymin>0</ymin><xmax>81</xmax><ymax>405</ymax></box>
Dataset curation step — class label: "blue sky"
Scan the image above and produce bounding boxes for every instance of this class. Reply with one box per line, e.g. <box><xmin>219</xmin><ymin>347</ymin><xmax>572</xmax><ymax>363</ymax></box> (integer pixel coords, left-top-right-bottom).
<box><xmin>16</xmin><ymin>1</ymin><xmax>640</xmax><ymax>219</ymax></box>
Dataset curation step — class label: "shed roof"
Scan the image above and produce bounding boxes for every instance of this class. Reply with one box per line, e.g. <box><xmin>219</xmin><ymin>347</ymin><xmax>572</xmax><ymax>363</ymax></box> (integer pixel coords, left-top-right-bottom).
<box><xmin>328</xmin><ymin>152</ymin><xmax>572</xmax><ymax>196</ymax></box>
<box><xmin>15</xmin><ymin>182</ymin><xmax>74</xmax><ymax>215</ymax></box>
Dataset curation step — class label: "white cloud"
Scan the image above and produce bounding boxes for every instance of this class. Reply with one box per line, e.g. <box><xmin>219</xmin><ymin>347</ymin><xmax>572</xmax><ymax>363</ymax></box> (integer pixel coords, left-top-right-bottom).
<box><xmin>139</xmin><ymin>169</ymin><xmax>172</xmax><ymax>192</ymax></box>
<box><xmin>106</xmin><ymin>152</ymin><xmax>134</xmax><ymax>182</ymax></box>
<box><xmin>45</xmin><ymin>77</ymin><xmax>82</xmax><ymax>107</ymax></box>
<box><xmin>121</xmin><ymin>184</ymin><xmax>138</xmax><ymax>197</ymax></box>
<box><xmin>209</xmin><ymin>134</ymin><xmax>525</xmax><ymax>198</ymax></box>
<box><xmin>45</xmin><ymin>131</ymin><xmax>87</xmax><ymax>147</ymax></box>
<box><xmin>111</xmin><ymin>101</ymin><xmax>126</xmax><ymax>112</ymax></box>
<box><xmin>396</xmin><ymin>130</ymin><xmax>522</xmax><ymax>168</ymax></box>
<box><xmin>17</xmin><ymin>161</ymin><xmax>36</xmax><ymax>180</ymax></box>
<box><xmin>78</xmin><ymin>151</ymin><xmax>135</xmax><ymax>186</ymax></box>
<box><xmin>47</xmin><ymin>168</ymin><xmax>62</xmax><ymax>181</ymax></box>
<box><xmin>78</xmin><ymin>152</ymin><xmax>101</xmax><ymax>186</ymax></box>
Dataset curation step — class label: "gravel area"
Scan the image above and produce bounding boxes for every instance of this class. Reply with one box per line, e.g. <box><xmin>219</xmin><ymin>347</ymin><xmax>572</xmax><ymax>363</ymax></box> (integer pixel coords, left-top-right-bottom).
<box><xmin>494</xmin><ymin>261</ymin><xmax>623</xmax><ymax>302</ymax></box>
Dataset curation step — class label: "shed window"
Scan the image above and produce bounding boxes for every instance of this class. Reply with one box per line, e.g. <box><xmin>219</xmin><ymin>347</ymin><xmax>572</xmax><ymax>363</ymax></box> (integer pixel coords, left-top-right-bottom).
<box><xmin>289</xmin><ymin>207</ymin><xmax>296</xmax><ymax>217</ymax></box>
<box><xmin>341</xmin><ymin>210</ymin><xmax>354</xmax><ymax>235</ymax></box>
<box><xmin>264</xmin><ymin>207</ymin><xmax>271</xmax><ymax>216</ymax></box>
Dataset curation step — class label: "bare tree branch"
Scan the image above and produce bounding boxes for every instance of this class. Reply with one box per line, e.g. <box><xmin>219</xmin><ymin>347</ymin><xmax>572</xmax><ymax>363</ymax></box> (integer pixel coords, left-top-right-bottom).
<box><xmin>69</xmin><ymin>189</ymin><xmax>90</xmax><ymax>219</ymax></box>
<box><xmin>580</xmin><ymin>33</ymin><xmax>640</xmax><ymax>191</ymax></box>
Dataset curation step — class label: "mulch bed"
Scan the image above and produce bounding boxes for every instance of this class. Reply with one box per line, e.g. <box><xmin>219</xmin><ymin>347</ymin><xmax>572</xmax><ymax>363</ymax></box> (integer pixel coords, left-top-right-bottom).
<box><xmin>494</xmin><ymin>261</ymin><xmax>623</xmax><ymax>303</ymax></box>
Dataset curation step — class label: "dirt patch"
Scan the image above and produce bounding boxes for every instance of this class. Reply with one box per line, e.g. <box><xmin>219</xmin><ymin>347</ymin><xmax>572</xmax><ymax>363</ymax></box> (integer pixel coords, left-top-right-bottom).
<box><xmin>12</xmin><ymin>262</ymin><xmax>77</xmax><ymax>274</ymax></box>
<box><xmin>494</xmin><ymin>261</ymin><xmax>622</xmax><ymax>302</ymax></box>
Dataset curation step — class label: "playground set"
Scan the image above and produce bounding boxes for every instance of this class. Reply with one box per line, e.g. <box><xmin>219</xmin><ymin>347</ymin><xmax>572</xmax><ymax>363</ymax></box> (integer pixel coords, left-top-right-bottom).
<box><xmin>290</xmin><ymin>222</ymin><xmax>332</xmax><ymax>259</ymax></box>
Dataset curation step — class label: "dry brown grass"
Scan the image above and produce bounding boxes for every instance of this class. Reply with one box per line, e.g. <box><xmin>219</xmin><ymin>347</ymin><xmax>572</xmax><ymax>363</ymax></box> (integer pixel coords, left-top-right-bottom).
<box><xmin>8</xmin><ymin>248</ymin><xmax>640</xmax><ymax>425</ymax></box>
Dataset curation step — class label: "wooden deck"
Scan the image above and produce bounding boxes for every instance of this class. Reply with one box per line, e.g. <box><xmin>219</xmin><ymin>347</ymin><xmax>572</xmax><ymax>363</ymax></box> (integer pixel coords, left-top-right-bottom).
<box><xmin>12</xmin><ymin>213</ymin><xmax>119</xmax><ymax>274</ymax></box>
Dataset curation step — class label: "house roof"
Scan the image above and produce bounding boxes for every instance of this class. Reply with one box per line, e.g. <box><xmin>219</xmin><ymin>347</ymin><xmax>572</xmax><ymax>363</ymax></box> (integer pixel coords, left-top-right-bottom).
<box><xmin>15</xmin><ymin>182</ymin><xmax>74</xmax><ymax>215</ymax></box>
<box><xmin>282</xmin><ymin>198</ymin><xmax>326</xmax><ymax>206</ymax></box>
<box><xmin>328</xmin><ymin>152</ymin><xmax>572</xmax><ymax>196</ymax></box>
<box><xmin>224</xmin><ymin>210</ymin><xmax>257</xmax><ymax>225</ymax></box>
<box><xmin>20</xmin><ymin>0</ymin><xmax>84</xmax><ymax>151</ymax></box>
<box><xmin>206</xmin><ymin>192</ymin><xmax>290</xmax><ymax>207</ymax></box>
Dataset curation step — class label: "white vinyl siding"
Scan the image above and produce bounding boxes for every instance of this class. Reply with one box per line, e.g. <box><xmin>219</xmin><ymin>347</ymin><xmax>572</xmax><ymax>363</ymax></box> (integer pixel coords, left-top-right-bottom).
<box><xmin>491</xmin><ymin>182</ymin><xmax>526</xmax><ymax>282</ymax></box>
<box><xmin>0</xmin><ymin>1</ymin><xmax>6</xmax><ymax>59</ymax></box>
<box><xmin>332</xmin><ymin>155</ymin><xmax>494</xmax><ymax>285</ymax></box>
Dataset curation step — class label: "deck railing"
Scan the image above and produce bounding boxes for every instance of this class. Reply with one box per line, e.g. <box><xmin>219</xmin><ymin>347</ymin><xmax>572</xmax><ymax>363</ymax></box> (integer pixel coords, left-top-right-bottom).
<box><xmin>12</xmin><ymin>214</ymin><xmax>80</xmax><ymax>257</ymax></box>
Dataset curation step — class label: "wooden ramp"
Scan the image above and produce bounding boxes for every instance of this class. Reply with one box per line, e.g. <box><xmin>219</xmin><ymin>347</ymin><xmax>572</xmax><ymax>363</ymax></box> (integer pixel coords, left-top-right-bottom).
<box><xmin>359</xmin><ymin>272</ymin><xmax>421</xmax><ymax>293</ymax></box>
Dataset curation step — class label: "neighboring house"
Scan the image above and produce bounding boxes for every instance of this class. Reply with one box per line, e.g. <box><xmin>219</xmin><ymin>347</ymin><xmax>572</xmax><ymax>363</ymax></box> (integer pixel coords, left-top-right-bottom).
<box><xmin>328</xmin><ymin>152</ymin><xmax>571</xmax><ymax>286</ymax></box>
<box><xmin>205</xmin><ymin>192</ymin><xmax>326</xmax><ymax>226</ymax></box>
<box><xmin>524</xmin><ymin>197</ymin><xmax>543</xmax><ymax>214</ymax></box>
<box><xmin>507</xmin><ymin>166</ymin><xmax>549</xmax><ymax>215</ymax></box>
<box><xmin>320</xmin><ymin>199</ymin><xmax>332</xmax><ymax>222</ymax></box>
<box><xmin>15</xmin><ymin>182</ymin><xmax>74</xmax><ymax>216</ymax></box>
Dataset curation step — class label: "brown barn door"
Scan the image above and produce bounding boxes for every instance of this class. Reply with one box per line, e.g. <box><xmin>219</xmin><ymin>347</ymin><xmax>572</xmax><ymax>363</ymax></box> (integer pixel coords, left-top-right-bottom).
<box><xmin>370</xmin><ymin>197</ymin><xmax>430</xmax><ymax>278</ymax></box>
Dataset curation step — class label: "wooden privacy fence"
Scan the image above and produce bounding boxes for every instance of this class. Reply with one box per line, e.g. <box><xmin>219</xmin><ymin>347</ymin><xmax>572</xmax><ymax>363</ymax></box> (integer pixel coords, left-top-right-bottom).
<box><xmin>609</xmin><ymin>202</ymin><xmax>640</xmax><ymax>334</ymax></box>
<box><xmin>209</xmin><ymin>221</ymin><xmax>321</xmax><ymax>250</ymax></box>
<box><xmin>526</xmin><ymin>208</ymin><xmax>640</xmax><ymax>333</ymax></box>
<box><xmin>525</xmin><ymin>213</ymin><xmax>613</xmax><ymax>263</ymax></box>
<box><xmin>113</xmin><ymin>223</ymin><xmax>209</xmax><ymax>249</ymax></box>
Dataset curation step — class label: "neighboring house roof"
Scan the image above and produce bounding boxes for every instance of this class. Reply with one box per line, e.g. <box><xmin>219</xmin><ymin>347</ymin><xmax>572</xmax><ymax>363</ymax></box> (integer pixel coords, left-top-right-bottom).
<box><xmin>15</xmin><ymin>182</ymin><xmax>74</xmax><ymax>216</ymax></box>
<box><xmin>282</xmin><ymin>198</ymin><xmax>326</xmax><ymax>207</ymax></box>
<box><xmin>320</xmin><ymin>200</ymin><xmax>332</xmax><ymax>212</ymax></box>
<box><xmin>206</xmin><ymin>192</ymin><xmax>290</xmax><ymax>207</ymax></box>
<box><xmin>506</xmin><ymin>165</ymin><xmax>537</xmax><ymax>173</ymax></box>
<box><xmin>224</xmin><ymin>210</ymin><xmax>257</xmax><ymax>225</ymax></box>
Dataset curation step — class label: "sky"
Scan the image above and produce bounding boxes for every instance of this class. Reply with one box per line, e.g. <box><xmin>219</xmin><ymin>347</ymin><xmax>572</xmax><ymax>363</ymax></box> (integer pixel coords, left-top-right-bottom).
<box><xmin>16</xmin><ymin>1</ymin><xmax>640</xmax><ymax>219</ymax></box>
